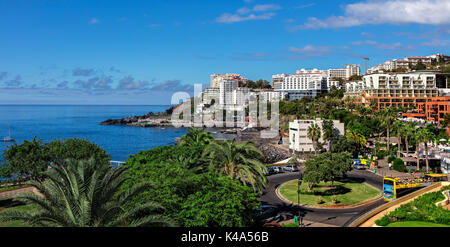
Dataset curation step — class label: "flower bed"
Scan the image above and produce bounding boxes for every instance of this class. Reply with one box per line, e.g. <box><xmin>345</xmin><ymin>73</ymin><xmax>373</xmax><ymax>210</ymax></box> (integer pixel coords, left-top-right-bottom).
<box><xmin>375</xmin><ymin>186</ymin><xmax>450</xmax><ymax>226</ymax></box>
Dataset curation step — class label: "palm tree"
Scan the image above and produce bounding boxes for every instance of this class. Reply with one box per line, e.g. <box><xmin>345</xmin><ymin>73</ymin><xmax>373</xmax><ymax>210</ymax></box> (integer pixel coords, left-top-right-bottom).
<box><xmin>392</xmin><ymin>120</ymin><xmax>404</xmax><ymax>157</ymax></box>
<box><xmin>179</xmin><ymin>127</ymin><xmax>215</xmax><ymax>147</ymax></box>
<box><xmin>403</xmin><ymin>122</ymin><xmax>416</xmax><ymax>157</ymax></box>
<box><xmin>378</xmin><ymin>107</ymin><xmax>397</xmax><ymax>152</ymax></box>
<box><xmin>345</xmin><ymin>129</ymin><xmax>367</xmax><ymax>155</ymax></box>
<box><xmin>307</xmin><ymin>123</ymin><xmax>321</xmax><ymax>155</ymax></box>
<box><xmin>0</xmin><ymin>159</ymin><xmax>176</xmax><ymax>227</ymax></box>
<box><xmin>416</xmin><ymin>128</ymin><xmax>435</xmax><ymax>172</ymax></box>
<box><xmin>202</xmin><ymin>140</ymin><xmax>267</xmax><ymax>193</ymax></box>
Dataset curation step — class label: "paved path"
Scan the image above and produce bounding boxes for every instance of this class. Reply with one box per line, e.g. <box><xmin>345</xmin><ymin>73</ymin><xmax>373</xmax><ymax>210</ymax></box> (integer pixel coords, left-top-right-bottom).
<box><xmin>0</xmin><ymin>187</ymin><xmax>35</xmax><ymax>199</ymax></box>
<box><xmin>260</xmin><ymin>169</ymin><xmax>385</xmax><ymax>227</ymax></box>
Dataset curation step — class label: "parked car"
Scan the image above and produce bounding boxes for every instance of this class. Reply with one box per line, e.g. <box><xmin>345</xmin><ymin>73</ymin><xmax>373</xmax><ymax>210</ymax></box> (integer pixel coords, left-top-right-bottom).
<box><xmin>273</xmin><ymin>166</ymin><xmax>281</xmax><ymax>173</ymax></box>
<box><xmin>283</xmin><ymin>165</ymin><xmax>299</xmax><ymax>172</ymax></box>
<box><xmin>267</xmin><ymin>167</ymin><xmax>276</xmax><ymax>175</ymax></box>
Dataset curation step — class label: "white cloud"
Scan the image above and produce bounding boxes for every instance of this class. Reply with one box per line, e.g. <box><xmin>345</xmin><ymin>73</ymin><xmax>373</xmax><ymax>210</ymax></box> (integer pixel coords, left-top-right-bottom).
<box><xmin>216</xmin><ymin>3</ymin><xmax>281</xmax><ymax>23</ymax></box>
<box><xmin>352</xmin><ymin>40</ymin><xmax>412</xmax><ymax>50</ymax></box>
<box><xmin>297</xmin><ymin>0</ymin><xmax>450</xmax><ymax>29</ymax></box>
<box><xmin>252</xmin><ymin>4</ymin><xmax>281</xmax><ymax>12</ymax></box>
<box><xmin>421</xmin><ymin>39</ymin><xmax>450</xmax><ymax>47</ymax></box>
<box><xmin>288</xmin><ymin>45</ymin><xmax>349</xmax><ymax>57</ymax></box>
<box><xmin>216</xmin><ymin>12</ymin><xmax>275</xmax><ymax>23</ymax></box>
<box><xmin>294</xmin><ymin>3</ymin><xmax>315</xmax><ymax>9</ymax></box>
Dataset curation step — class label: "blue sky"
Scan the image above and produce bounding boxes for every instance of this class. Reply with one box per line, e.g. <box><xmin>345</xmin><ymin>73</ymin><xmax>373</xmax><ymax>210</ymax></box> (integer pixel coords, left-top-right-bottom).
<box><xmin>0</xmin><ymin>0</ymin><xmax>449</xmax><ymax>104</ymax></box>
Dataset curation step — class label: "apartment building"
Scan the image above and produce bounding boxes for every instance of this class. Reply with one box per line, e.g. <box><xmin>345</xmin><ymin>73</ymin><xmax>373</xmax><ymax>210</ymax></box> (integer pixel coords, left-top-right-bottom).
<box><xmin>272</xmin><ymin>68</ymin><xmax>330</xmax><ymax>101</ymax></box>
<box><xmin>250</xmin><ymin>89</ymin><xmax>286</xmax><ymax>102</ymax></box>
<box><xmin>344</xmin><ymin>71</ymin><xmax>450</xmax><ymax>124</ymax></box>
<box><xmin>369</xmin><ymin>55</ymin><xmax>439</xmax><ymax>73</ymax></box>
<box><xmin>210</xmin><ymin>73</ymin><xmax>247</xmax><ymax>88</ymax></box>
<box><xmin>289</xmin><ymin>119</ymin><xmax>345</xmax><ymax>153</ymax></box>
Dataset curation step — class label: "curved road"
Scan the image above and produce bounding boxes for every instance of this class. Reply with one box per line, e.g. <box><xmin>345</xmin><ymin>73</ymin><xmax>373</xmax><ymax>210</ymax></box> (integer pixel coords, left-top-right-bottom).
<box><xmin>260</xmin><ymin>169</ymin><xmax>386</xmax><ymax>227</ymax></box>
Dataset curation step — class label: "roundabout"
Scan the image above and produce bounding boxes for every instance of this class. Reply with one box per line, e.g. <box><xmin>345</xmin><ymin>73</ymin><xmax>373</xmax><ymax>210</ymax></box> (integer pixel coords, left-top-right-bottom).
<box><xmin>260</xmin><ymin>169</ymin><xmax>386</xmax><ymax>226</ymax></box>
<box><xmin>277</xmin><ymin>178</ymin><xmax>381</xmax><ymax>209</ymax></box>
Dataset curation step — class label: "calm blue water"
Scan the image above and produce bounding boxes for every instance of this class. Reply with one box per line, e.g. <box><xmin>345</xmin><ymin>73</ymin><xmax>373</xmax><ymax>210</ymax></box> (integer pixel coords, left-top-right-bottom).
<box><xmin>0</xmin><ymin>105</ymin><xmax>187</xmax><ymax>162</ymax></box>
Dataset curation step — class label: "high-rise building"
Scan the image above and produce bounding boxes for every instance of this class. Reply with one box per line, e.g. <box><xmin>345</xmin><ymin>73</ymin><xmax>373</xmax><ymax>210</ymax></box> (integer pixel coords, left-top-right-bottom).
<box><xmin>272</xmin><ymin>68</ymin><xmax>336</xmax><ymax>100</ymax></box>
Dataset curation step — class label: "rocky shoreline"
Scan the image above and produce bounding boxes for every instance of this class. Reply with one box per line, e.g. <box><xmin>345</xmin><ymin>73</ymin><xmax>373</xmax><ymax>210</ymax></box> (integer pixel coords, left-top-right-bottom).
<box><xmin>100</xmin><ymin>113</ymin><xmax>173</xmax><ymax>127</ymax></box>
<box><xmin>100</xmin><ymin>106</ymin><xmax>291</xmax><ymax>163</ymax></box>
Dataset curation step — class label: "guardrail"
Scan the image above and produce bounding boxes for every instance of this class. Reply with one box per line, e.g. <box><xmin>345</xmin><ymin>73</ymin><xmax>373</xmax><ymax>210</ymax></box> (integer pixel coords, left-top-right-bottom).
<box><xmin>110</xmin><ymin>161</ymin><xmax>125</xmax><ymax>166</ymax></box>
<box><xmin>348</xmin><ymin>182</ymin><xmax>443</xmax><ymax>227</ymax></box>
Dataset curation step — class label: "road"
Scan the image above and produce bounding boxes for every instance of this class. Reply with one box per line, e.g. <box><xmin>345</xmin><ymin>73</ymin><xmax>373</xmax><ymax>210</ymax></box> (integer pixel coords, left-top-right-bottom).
<box><xmin>259</xmin><ymin>169</ymin><xmax>386</xmax><ymax>227</ymax></box>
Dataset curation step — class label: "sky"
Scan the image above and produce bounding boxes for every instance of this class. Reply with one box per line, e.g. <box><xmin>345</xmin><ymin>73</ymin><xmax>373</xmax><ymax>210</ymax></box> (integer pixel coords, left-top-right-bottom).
<box><xmin>0</xmin><ymin>0</ymin><xmax>449</xmax><ymax>105</ymax></box>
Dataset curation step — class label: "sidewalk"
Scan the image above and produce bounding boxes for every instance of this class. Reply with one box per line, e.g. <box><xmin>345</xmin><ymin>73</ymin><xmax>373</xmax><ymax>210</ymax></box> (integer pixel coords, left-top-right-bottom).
<box><xmin>279</xmin><ymin>218</ymin><xmax>337</xmax><ymax>227</ymax></box>
<box><xmin>370</xmin><ymin>156</ymin><xmax>424</xmax><ymax>178</ymax></box>
<box><xmin>0</xmin><ymin>187</ymin><xmax>35</xmax><ymax>199</ymax></box>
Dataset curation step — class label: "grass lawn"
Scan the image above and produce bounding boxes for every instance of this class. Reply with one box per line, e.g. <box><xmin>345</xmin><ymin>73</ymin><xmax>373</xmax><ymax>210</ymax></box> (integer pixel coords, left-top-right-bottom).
<box><xmin>0</xmin><ymin>199</ymin><xmax>34</xmax><ymax>227</ymax></box>
<box><xmin>386</xmin><ymin>221</ymin><xmax>450</xmax><ymax>227</ymax></box>
<box><xmin>279</xmin><ymin>178</ymin><xmax>380</xmax><ymax>206</ymax></box>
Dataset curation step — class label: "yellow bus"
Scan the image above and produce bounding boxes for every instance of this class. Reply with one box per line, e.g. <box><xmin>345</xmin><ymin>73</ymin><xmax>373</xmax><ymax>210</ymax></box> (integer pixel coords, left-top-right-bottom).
<box><xmin>382</xmin><ymin>174</ymin><xmax>448</xmax><ymax>201</ymax></box>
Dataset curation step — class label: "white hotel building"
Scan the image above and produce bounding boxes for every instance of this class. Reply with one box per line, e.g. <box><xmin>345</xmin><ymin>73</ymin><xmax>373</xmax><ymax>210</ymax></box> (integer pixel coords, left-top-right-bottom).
<box><xmin>289</xmin><ymin>119</ymin><xmax>345</xmax><ymax>153</ymax></box>
<box><xmin>273</xmin><ymin>68</ymin><xmax>339</xmax><ymax>101</ymax></box>
<box><xmin>327</xmin><ymin>65</ymin><xmax>361</xmax><ymax>79</ymax></box>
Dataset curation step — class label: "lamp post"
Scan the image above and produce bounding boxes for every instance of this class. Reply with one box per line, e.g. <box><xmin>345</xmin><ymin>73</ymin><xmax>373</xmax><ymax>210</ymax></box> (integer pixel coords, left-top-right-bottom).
<box><xmin>297</xmin><ymin>171</ymin><xmax>304</xmax><ymax>227</ymax></box>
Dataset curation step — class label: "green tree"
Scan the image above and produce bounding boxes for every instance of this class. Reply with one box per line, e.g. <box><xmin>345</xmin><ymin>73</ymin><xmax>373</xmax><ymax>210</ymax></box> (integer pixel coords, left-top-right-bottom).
<box><xmin>378</xmin><ymin>107</ymin><xmax>397</xmax><ymax>151</ymax></box>
<box><xmin>441</xmin><ymin>113</ymin><xmax>450</xmax><ymax>128</ymax></box>
<box><xmin>416</xmin><ymin>128</ymin><xmax>435</xmax><ymax>172</ymax></box>
<box><xmin>1</xmin><ymin>138</ymin><xmax>111</xmax><ymax>184</ymax></box>
<box><xmin>330</xmin><ymin>136</ymin><xmax>358</xmax><ymax>156</ymax></box>
<box><xmin>322</xmin><ymin>119</ymin><xmax>337</xmax><ymax>144</ymax></box>
<box><xmin>202</xmin><ymin>140</ymin><xmax>267</xmax><ymax>193</ymax></box>
<box><xmin>348</xmin><ymin>75</ymin><xmax>363</xmax><ymax>81</ymax></box>
<box><xmin>304</xmin><ymin>152</ymin><xmax>352</xmax><ymax>188</ymax></box>
<box><xmin>392</xmin><ymin>120</ymin><xmax>405</xmax><ymax>157</ymax></box>
<box><xmin>179</xmin><ymin>128</ymin><xmax>215</xmax><ymax>147</ymax></box>
<box><xmin>0</xmin><ymin>159</ymin><xmax>175</xmax><ymax>227</ymax></box>
<box><xmin>179</xmin><ymin>175</ymin><xmax>260</xmax><ymax>227</ymax></box>
<box><xmin>120</xmin><ymin>155</ymin><xmax>260</xmax><ymax>227</ymax></box>
<box><xmin>1</xmin><ymin>137</ymin><xmax>50</xmax><ymax>183</ymax></box>
<box><xmin>307</xmin><ymin>123</ymin><xmax>321</xmax><ymax>155</ymax></box>
<box><xmin>345</xmin><ymin>129</ymin><xmax>367</xmax><ymax>156</ymax></box>
<box><xmin>403</xmin><ymin>122</ymin><xmax>417</xmax><ymax>157</ymax></box>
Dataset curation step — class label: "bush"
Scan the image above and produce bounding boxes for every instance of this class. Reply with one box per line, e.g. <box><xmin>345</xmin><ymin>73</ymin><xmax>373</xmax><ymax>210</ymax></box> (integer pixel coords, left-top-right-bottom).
<box><xmin>375</xmin><ymin>150</ymin><xmax>389</xmax><ymax>160</ymax></box>
<box><xmin>282</xmin><ymin>223</ymin><xmax>298</xmax><ymax>227</ymax></box>
<box><xmin>387</xmin><ymin>155</ymin><xmax>396</xmax><ymax>164</ymax></box>
<box><xmin>316</xmin><ymin>196</ymin><xmax>324</xmax><ymax>204</ymax></box>
<box><xmin>393</xmin><ymin>158</ymin><xmax>406</xmax><ymax>172</ymax></box>
<box><xmin>375</xmin><ymin>216</ymin><xmax>391</xmax><ymax>226</ymax></box>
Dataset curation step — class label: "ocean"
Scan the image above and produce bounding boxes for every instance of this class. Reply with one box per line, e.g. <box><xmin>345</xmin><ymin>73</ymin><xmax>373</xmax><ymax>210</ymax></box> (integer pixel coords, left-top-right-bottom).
<box><xmin>0</xmin><ymin>105</ymin><xmax>187</xmax><ymax>162</ymax></box>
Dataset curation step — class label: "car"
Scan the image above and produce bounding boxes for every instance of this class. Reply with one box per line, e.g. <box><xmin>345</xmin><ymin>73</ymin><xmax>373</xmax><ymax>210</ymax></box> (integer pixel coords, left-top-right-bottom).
<box><xmin>283</xmin><ymin>165</ymin><xmax>299</xmax><ymax>172</ymax></box>
<box><xmin>266</xmin><ymin>167</ymin><xmax>276</xmax><ymax>175</ymax></box>
<box><xmin>273</xmin><ymin>166</ymin><xmax>281</xmax><ymax>173</ymax></box>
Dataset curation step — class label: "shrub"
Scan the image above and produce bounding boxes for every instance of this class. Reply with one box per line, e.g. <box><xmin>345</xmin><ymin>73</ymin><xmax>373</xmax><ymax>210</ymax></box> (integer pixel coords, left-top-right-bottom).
<box><xmin>316</xmin><ymin>196</ymin><xmax>324</xmax><ymax>204</ymax></box>
<box><xmin>393</xmin><ymin>158</ymin><xmax>406</xmax><ymax>172</ymax></box>
<box><xmin>375</xmin><ymin>216</ymin><xmax>391</xmax><ymax>226</ymax></box>
<box><xmin>332</xmin><ymin>196</ymin><xmax>339</xmax><ymax>204</ymax></box>
<box><xmin>387</xmin><ymin>155</ymin><xmax>396</xmax><ymax>164</ymax></box>
<box><xmin>282</xmin><ymin>223</ymin><xmax>298</xmax><ymax>227</ymax></box>
<box><xmin>375</xmin><ymin>150</ymin><xmax>388</xmax><ymax>160</ymax></box>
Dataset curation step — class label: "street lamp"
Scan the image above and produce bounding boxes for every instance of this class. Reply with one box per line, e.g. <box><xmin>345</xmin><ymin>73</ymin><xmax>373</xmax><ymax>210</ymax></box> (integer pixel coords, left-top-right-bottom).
<box><xmin>297</xmin><ymin>171</ymin><xmax>304</xmax><ymax>227</ymax></box>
